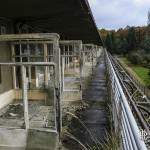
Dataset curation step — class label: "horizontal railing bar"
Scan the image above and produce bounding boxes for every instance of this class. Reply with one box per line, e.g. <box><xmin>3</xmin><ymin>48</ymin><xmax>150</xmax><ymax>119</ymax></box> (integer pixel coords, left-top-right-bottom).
<box><xmin>105</xmin><ymin>49</ymin><xmax>147</xmax><ymax>150</ymax></box>
<box><xmin>0</xmin><ymin>62</ymin><xmax>56</xmax><ymax>66</ymax></box>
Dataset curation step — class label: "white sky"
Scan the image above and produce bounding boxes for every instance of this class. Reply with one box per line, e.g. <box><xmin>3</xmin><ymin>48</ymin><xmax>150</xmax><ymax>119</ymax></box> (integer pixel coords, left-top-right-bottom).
<box><xmin>88</xmin><ymin>0</ymin><xmax>150</xmax><ymax>30</ymax></box>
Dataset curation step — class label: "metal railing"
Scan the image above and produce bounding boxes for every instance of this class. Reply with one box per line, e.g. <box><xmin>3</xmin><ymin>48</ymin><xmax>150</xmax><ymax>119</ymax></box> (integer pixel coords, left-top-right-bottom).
<box><xmin>105</xmin><ymin>50</ymin><xmax>147</xmax><ymax>150</ymax></box>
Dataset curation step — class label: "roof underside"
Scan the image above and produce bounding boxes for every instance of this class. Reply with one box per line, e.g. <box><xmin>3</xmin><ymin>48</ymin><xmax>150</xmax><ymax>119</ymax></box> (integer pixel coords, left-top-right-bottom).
<box><xmin>0</xmin><ymin>0</ymin><xmax>102</xmax><ymax>45</ymax></box>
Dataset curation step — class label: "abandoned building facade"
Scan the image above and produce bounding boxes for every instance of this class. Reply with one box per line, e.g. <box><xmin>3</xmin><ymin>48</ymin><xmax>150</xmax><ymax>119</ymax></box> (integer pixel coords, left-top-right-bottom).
<box><xmin>0</xmin><ymin>0</ymin><xmax>103</xmax><ymax>149</ymax></box>
<box><xmin>0</xmin><ymin>0</ymin><xmax>149</xmax><ymax>150</ymax></box>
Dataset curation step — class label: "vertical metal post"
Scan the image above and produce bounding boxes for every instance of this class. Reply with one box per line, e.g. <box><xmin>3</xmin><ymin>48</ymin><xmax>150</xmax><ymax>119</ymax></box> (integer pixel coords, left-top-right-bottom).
<box><xmin>73</xmin><ymin>44</ymin><xmax>76</xmax><ymax>71</ymax></box>
<box><xmin>27</xmin><ymin>44</ymin><xmax>31</xmax><ymax>88</ymax></box>
<box><xmin>59</xmin><ymin>48</ymin><xmax>62</xmax><ymax>139</ymax></box>
<box><xmin>20</xmin><ymin>44</ymin><xmax>22</xmax><ymax>62</ymax></box>
<box><xmin>11</xmin><ymin>44</ymin><xmax>17</xmax><ymax>89</ymax></box>
<box><xmin>67</xmin><ymin>45</ymin><xmax>70</xmax><ymax>69</ymax></box>
<box><xmin>63</xmin><ymin>46</ymin><xmax>66</xmax><ymax>69</ymax></box>
<box><xmin>96</xmin><ymin>46</ymin><xmax>98</xmax><ymax>63</ymax></box>
<box><xmin>62</xmin><ymin>57</ymin><xmax>65</xmax><ymax>92</ymax></box>
<box><xmin>79</xmin><ymin>43</ymin><xmax>83</xmax><ymax>100</ymax></box>
<box><xmin>82</xmin><ymin>52</ymin><xmax>85</xmax><ymax>77</ymax></box>
<box><xmin>91</xmin><ymin>50</ymin><xmax>94</xmax><ymax>73</ymax></box>
<box><xmin>44</xmin><ymin>43</ymin><xmax>49</xmax><ymax>88</ymax></box>
<box><xmin>21</xmin><ymin>65</ymin><xmax>29</xmax><ymax>130</ymax></box>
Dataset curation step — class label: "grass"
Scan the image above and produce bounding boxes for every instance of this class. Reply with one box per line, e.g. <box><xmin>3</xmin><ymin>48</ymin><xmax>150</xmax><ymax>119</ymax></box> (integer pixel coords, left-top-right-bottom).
<box><xmin>132</xmin><ymin>66</ymin><xmax>150</xmax><ymax>86</ymax></box>
<box><xmin>120</xmin><ymin>57</ymin><xmax>130</xmax><ymax>65</ymax></box>
<box><xmin>119</xmin><ymin>57</ymin><xmax>150</xmax><ymax>87</ymax></box>
<box><xmin>62</xmin><ymin>111</ymin><xmax>120</xmax><ymax>150</ymax></box>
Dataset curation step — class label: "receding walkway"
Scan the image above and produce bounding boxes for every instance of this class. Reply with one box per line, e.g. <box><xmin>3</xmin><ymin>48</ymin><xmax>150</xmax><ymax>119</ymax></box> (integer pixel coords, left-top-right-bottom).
<box><xmin>62</xmin><ymin>55</ymin><xmax>109</xmax><ymax>150</ymax></box>
<box><xmin>81</xmin><ymin>56</ymin><xmax>109</xmax><ymax>147</ymax></box>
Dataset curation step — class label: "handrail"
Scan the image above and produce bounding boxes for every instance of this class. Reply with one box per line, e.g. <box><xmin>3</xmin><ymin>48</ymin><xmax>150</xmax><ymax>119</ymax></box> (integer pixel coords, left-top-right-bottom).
<box><xmin>105</xmin><ymin>50</ymin><xmax>147</xmax><ymax>150</ymax></box>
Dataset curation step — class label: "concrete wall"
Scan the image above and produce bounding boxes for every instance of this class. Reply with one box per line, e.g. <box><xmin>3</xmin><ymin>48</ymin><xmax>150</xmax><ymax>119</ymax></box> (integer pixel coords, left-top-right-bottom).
<box><xmin>0</xmin><ymin>90</ymin><xmax>15</xmax><ymax>109</ymax></box>
<box><xmin>0</xmin><ymin>42</ymin><xmax>14</xmax><ymax>109</ymax></box>
<box><xmin>0</xmin><ymin>42</ymin><xmax>13</xmax><ymax>94</ymax></box>
<box><xmin>0</xmin><ymin>19</ymin><xmax>14</xmax><ymax>108</ymax></box>
<box><xmin>0</xmin><ymin>89</ymin><xmax>49</xmax><ymax>109</ymax></box>
<box><xmin>0</xmin><ymin>19</ymin><xmax>14</xmax><ymax>96</ymax></box>
<box><xmin>15</xmin><ymin>90</ymin><xmax>48</xmax><ymax>101</ymax></box>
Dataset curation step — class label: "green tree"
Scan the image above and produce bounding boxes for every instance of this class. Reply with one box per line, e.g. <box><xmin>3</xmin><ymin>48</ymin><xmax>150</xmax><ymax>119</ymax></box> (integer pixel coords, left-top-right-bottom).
<box><xmin>105</xmin><ymin>32</ymin><xmax>116</xmax><ymax>53</ymax></box>
<box><xmin>105</xmin><ymin>33</ymin><xmax>112</xmax><ymax>52</ymax></box>
<box><xmin>115</xmin><ymin>37</ymin><xmax>128</xmax><ymax>54</ymax></box>
<box><xmin>141</xmin><ymin>37</ymin><xmax>150</xmax><ymax>53</ymax></box>
<box><xmin>128</xmin><ymin>51</ymin><xmax>143</xmax><ymax>65</ymax></box>
<box><xmin>126</xmin><ymin>27</ymin><xmax>137</xmax><ymax>51</ymax></box>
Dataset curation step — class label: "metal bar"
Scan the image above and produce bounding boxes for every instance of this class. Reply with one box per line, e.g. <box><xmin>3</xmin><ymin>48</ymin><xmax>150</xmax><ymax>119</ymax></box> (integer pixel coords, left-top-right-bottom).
<box><xmin>110</xmin><ymin>54</ymin><xmax>150</xmax><ymax>134</ymax></box>
<box><xmin>14</xmin><ymin>55</ymin><xmax>44</xmax><ymax>58</ymax></box>
<box><xmin>12</xmin><ymin>41</ymin><xmax>54</xmax><ymax>44</ymax></box>
<box><xmin>105</xmin><ymin>50</ymin><xmax>147</xmax><ymax>150</ymax></box>
<box><xmin>60</xmin><ymin>40</ymin><xmax>82</xmax><ymax>45</ymax></box>
<box><xmin>44</xmin><ymin>43</ymin><xmax>49</xmax><ymax>87</ymax></box>
<box><xmin>62</xmin><ymin>57</ymin><xmax>65</xmax><ymax>92</ymax></box>
<box><xmin>27</xmin><ymin>44</ymin><xmax>32</xmax><ymax>87</ymax></box>
<box><xmin>67</xmin><ymin>45</ymin><xmax>70</xmax><ymax>69</ymax></box>
<box><xmin>122</xmin><ymin>103</ymin><xmax>138</xmax><ymax>150</ymax></box>
<box><xmin>0</xmin><ymin>62</ymin><xmax>56</xmax><ymax>66</ymax></box>
<box><xmin>11</xmin><ymin>44</ymin><xmax>17</xmax><ymax>89</ymax></box>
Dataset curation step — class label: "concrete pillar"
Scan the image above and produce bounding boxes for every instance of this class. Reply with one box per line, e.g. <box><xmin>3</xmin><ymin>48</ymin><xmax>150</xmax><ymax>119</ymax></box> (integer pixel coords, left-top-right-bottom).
<box><xmin>54</xmin><ymin>41</ymin><xmax>62</xmax><ymax>138</ymax></box>
<box><xmin>21</xmin><ymin>65</ymin><xmax>29</xmax><ymax>130</ymax></box>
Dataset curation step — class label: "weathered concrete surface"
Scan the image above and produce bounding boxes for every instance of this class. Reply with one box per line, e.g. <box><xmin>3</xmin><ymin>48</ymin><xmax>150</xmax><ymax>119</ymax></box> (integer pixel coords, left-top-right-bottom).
<box><xmin>62</xmin><ymin>56</ymin><xmax>109</xmax><ymax>149</ymax></box>
<box><xmin>62</xmin><ymin>76</ymin><xmax>82</xmax><ymax>102</ymax></box>
<box><xmin>26</xmin><ymin>130</ymin><xmax>58</xmax><ymax>150</ymax></box>
<box><xmin>0</xmin><ymin>90</ymin><xmax>15</xmax><ymax>110</ymax></box>
<box><xmin>0</xmin><ymin>128</ymin><xmax>27</xmax><ymax>149</ymax></box>
<box><xmin>0</xmin><ymin>101</ymin><xmax>55</xmax><ymax>128</ymax></box>
<box><xmin>81</xmin><ymin>56</ymin><xmax>109</xmax><ymax>145</ymax></box>
<box><xmin>0</xmin><ymin>100</ymin><xmax>58</xmax><ymax>150</ymax></box>
<box><xmin>0</xmin><ymin>43</ymin><xmax>13</xmax><ymax>94</ymax></box>
<box><xmin>0</xmin><ymin>129</ymin><xmax>58</xmax><ymax>150</ymax></box>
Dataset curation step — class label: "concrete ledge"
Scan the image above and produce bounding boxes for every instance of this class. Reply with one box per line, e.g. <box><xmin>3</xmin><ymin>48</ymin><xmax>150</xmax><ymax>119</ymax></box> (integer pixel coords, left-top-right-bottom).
<box><xmin>0</xmin><ymin>128</ymin><xmax>58</xmax><ymax>150</ymax></box>
<box><xmin>0</xmin><ymin>128</ymin><xmax>27</xmax><ymax>148</ymax></box>
<box><xmin>15</xmin><ymin>90</ymin><xmax>48</xmax><ymax>101</ymax></box>
<box><xmin>27</xmin><ymin>129</ymin><xmax>58</xmax><ymax>150</ymax></box>
<box><xmin>0</xmin><ymin>90</ymin><xmax>14</xmax><ymax>110</ymax></box>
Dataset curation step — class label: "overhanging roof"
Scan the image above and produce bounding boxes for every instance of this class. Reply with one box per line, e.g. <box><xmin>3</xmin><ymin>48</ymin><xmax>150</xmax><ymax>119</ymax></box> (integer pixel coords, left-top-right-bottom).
<box><xmin>0</xmin><ymin>33</ymin><xmax>60</xmax><ymax>41</ymax></box>
<box><xmin>0</xmin><ymin>0</ymin><xmax>102</xmax><ymax>45</ymax></box>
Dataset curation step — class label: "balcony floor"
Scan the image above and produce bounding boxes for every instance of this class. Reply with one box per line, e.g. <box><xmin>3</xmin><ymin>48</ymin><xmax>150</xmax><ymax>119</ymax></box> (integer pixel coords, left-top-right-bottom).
<box><xmin>0</xmin><ymin>100</ymin><xmax>55</xmax><ymax>130</ymax></box>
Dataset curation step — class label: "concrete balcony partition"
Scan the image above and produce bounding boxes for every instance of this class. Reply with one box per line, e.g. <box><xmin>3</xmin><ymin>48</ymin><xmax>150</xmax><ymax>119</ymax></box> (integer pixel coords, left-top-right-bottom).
<box><xmin>0</xmin><ymin>33</ymin><xmax>102</xmax><ymax>149</ymax></box>
<box><xmin>59</xmin><ymin>40</ymin><xmax>83</xmax><ymax>103</ymax></box>
<box><xmin>0</xmin><ymin>33</ymin><xmax>61</xmax><ymax>150</ymax></box>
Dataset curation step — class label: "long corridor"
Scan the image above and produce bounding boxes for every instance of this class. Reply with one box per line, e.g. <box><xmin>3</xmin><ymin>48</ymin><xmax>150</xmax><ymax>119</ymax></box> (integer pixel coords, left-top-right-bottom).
<box><xmin>62</xmin><ymin>55</ymin><xmax>109</xmax><ymax>150</ymax></box>
<box><xmin>82</xmin><ymin>55</ymin><xmax>109</xmax><ymax>147</ymax></box>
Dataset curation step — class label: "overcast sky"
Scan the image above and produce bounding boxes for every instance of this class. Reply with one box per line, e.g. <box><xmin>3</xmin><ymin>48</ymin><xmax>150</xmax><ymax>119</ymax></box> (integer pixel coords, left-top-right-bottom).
<box><xmin>88</xmin><ymin>0</ymin><xmax>150</xmax><ymax>30</ymax></box>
